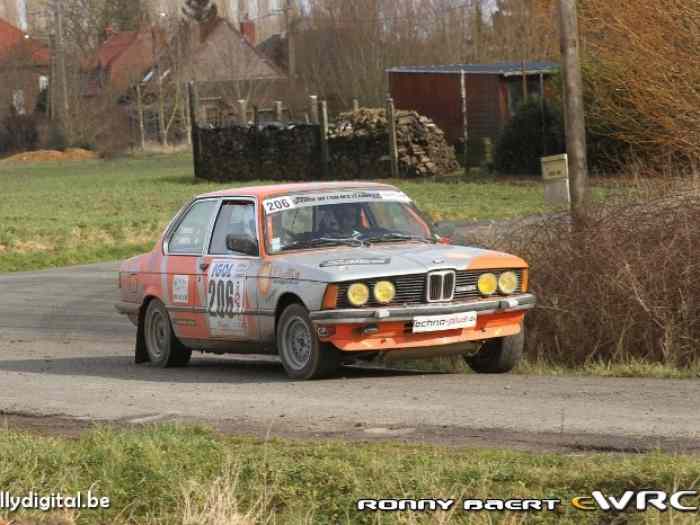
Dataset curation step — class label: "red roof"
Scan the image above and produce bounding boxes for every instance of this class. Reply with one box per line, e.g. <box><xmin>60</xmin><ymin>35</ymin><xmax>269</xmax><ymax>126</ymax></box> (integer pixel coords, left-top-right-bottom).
<box><xmin>0</xmin><ymin>17</ymin><xmax>49</xmax><ymax>66</ymax></box>
<box><xmin>97</xmin><ymin>31</ymin><xmax>140</xmax><ymax>69</ymax></box>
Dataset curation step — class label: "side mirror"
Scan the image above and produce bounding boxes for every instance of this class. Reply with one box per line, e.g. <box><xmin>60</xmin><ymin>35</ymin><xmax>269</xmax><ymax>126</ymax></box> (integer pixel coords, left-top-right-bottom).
<box><xmin>226</xmin><ymin>234</ymin><xmax>259</xmax><ymax>256</ymax></box>
<box><xmin>435</xmin><ymin>222</ymin><xmax>456</xmax><ymax>237</ymax></box>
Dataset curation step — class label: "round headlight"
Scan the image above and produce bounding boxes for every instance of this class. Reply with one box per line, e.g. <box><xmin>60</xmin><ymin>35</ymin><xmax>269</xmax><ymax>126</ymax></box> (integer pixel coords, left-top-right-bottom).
<box><xmin>373</xmin><ymin>280</ymin><xmax>396</xmax><ymax>304</ymax></box>
<box><xmin>347</xmin><ymin>283</ymin><xmax>370</xmax><ymax>307</ymax></box>
<box><xmin>498</xmin><ymin>271</ymin><xmax>518</xmax><ymax>295</ymax></box>
<box><xmin>477</xmin><ymin>273</ymin><xmax>498</xmax><ymax>296</ymax></box>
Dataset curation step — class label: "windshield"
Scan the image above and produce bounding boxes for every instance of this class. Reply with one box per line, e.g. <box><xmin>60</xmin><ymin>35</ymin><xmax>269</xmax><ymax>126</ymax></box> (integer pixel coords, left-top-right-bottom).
<box><xmin>263</xmin><ymin>190</ymin><xmax>435</xmax><ymax>253</ymax></box>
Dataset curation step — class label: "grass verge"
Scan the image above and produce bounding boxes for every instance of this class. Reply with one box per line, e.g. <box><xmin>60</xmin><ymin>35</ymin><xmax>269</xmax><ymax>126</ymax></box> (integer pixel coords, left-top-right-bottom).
<box><xmin>0</xmin><ymin>424</ymin><xmax>698</xmax><ymax>525</ymax></box>
<box><xmin>0</xmin><ymin>154</ymin><xmax>600</xmax><ymax>273</ymax></box>
<box><xmin>394</xmin><ymin>356</ymin><xmax>700</xmax><ymax>379</ymax></box>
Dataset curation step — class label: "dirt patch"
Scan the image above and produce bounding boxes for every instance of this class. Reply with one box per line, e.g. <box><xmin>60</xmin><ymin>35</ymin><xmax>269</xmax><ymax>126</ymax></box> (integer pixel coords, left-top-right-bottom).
<box><xmin>1</xmin><ymin>149</ymin><xmax>98</xmax><ymax>163</ymax></box>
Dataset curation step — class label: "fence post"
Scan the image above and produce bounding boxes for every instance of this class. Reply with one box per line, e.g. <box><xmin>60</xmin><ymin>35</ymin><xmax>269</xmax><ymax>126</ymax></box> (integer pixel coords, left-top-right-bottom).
<box><xmin>238</xmin><ymin>99</ymin><xmax>248</xmax><ymax>126</ymax></box>
<box><xmin>188</xmin><ymin>81</ymin><xmax>200</xmax><ymax>178</ymax></box>
<box><xmin>386</xmin><ymin>96</ymin><xmax>399</xmax><ymax>178</ymax></box>
<box><xmin>319</xmin><ymin>100</ymin><xmax>330</xmax><ymax>179</ymax></box>
<box><xmin>309</xmin><ymin>95</ymin><xmax>319</xmax><ymax>125</ymax></box>
<box><xmin>182</xmin><ymin>83</ymin><xmax>192</xmax><ymax>146</ymax></box>
<box><xmin>136</xmin><ymin>83</ymin><xmax>145</xmax><ymax>150</ymax></box>
<box><xmin>274</xmin><ymin>101</ymin><xmax>284</xmax><ymax>123</ymax></box>
<box><xmin>353</xmin><ymin>98</ymin><xmax>360</xmax><ymax>112</ymax></box>
<box><xmin>461</xmin><ymin>71</ymin><xmax>469</xmax><ymax>176</ymax></box>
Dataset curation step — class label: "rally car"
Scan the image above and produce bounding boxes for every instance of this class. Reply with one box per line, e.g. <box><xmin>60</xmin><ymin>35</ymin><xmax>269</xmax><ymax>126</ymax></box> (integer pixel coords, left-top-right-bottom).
<box><xmin>116</xmin><ymin>182</ymin><xmax>535</xmax><ymax>379</ymax></box>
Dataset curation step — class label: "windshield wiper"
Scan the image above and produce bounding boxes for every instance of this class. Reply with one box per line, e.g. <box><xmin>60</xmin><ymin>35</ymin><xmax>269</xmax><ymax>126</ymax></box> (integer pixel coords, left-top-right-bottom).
<box><xmin>362</xmin><ymin>232</ymin><xmax>436</xmax><ymax>244</ymax></box>
<box><xmin>280</xmin><ymin>237</ymin><xmax>364</xmax><ymax>251</ymax></box>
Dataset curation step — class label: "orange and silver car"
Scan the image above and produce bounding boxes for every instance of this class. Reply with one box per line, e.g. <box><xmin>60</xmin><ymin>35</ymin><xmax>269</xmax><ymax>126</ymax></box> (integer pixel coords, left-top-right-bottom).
<box><xmin>116</xmin><ymin>182</ymin><xmax>535</xmax><ymax>379</ymax></box>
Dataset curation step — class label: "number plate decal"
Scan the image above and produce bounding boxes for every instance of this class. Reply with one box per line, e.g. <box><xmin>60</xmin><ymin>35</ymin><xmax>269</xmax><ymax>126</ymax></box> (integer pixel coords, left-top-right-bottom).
<box><xmin>412</xmin><ymin>312</ymin><xmax>477</xmax><ymax>333</ymax></box>
<box><xmin>206</xmin><ymin>261</ymin><xmax>249</xmax><ymax>337</ymax></box>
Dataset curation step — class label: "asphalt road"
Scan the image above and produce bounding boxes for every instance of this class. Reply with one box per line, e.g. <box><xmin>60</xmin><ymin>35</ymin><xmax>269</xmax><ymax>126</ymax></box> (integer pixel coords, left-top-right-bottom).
<box><xmin>1</xmin><ymin>262</ymin><xmax>699</xmax><ymax>452</ymax></box>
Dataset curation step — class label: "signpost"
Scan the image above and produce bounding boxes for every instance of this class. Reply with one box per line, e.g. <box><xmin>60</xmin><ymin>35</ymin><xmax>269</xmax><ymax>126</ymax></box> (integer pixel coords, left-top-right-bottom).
<box><xmin>541</xmin><ymin>154</ymin><xmax>571</xmax><ymax>208</ymax></box>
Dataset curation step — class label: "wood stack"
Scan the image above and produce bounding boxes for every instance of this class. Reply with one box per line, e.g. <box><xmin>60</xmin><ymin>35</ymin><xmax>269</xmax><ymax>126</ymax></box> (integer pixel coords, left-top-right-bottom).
<box><xmin>330</xmin><ymin>108</ymin><xmax>459</xmax><ymax>177</ymax></box>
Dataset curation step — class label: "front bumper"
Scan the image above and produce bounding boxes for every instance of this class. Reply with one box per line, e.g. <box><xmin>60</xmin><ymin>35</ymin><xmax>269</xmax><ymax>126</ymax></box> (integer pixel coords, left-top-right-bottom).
<box><xmin>309</xmin><ymin>293</ymin><xmax>536</xmax><ymax>325</ymax></box>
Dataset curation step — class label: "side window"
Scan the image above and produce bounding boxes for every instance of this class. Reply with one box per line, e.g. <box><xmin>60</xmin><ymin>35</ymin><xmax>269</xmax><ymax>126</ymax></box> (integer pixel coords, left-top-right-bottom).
<box><xmin>209</xmin><ymin>201</ymin><xmax>258</xmax><ymax>255</ymax></box>
<box><xmin>168</xmin><ymin>200</ymin><xmax>218</xmax><ymax>255</ymax></box>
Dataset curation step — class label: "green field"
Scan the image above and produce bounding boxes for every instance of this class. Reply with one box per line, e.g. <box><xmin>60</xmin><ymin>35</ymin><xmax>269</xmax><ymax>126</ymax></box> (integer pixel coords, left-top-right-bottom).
<box><xmin>0</xmin><ymin>153</ymin><xmax>574</xmax><ymax>273</ymax></box>
<box><xmin>0</xmin><ymin>424</ymin><xmax>697</xmax><ymax>525</ymax></box>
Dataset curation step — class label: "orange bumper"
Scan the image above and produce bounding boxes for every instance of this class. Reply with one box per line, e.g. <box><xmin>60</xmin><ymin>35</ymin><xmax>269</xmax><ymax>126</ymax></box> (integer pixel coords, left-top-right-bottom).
<box><xmin>310</xmin><ymin>293</ymin><xmax>534</xmax><ymax>353</ymax></box>
<box><xmin>321</xmin><ymin>311</ymin><xmax>524</xmax><ymax>352</ymax></box>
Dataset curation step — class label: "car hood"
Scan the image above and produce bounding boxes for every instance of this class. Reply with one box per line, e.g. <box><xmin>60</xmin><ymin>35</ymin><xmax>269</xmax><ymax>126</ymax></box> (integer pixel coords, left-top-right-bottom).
<box><xmin>273</xmin><ymin>242</ymin><xmax>526</xmax><ymax>282</ymax></box>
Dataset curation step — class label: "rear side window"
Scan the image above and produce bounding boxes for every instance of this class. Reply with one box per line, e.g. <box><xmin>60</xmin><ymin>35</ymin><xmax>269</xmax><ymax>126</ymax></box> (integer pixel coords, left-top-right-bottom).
<box><xmin>168</xmin><ymin>200</ymin><xmax>218</xmax><ymax>254</ymax></box>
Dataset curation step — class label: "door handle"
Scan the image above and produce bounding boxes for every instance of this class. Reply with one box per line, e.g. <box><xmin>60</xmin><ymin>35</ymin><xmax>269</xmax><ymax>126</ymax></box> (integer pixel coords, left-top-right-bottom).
<box><xmin>199</xmin><ymin>262</ymin><xmax>210</xmax><ymax>271</ymax></box>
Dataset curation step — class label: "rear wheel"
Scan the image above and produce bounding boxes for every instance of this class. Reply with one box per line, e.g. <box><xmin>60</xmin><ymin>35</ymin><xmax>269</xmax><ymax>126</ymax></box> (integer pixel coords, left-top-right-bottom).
<box><xmin>277</xmin><ymin>304</ymin><xmax>339</xmax><ymax>380</ymax></box>
<box><xmin>143</xmin><ymin>299</ymin><xmax>192</xmax><ymax>368</ymax></box>
<box><xmin>466</xmin><ymin>329</ymin><xmax>524</xmax><ymax>374</ymax></box>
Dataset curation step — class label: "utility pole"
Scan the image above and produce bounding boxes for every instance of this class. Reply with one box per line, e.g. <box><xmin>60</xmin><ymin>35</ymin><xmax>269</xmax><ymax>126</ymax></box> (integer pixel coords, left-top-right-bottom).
<box><xmin>559</xmin><ymin>0</ymin><xmax>589</xmax><ymax>218</ymax></box>
<box><xmin>285</xmin><ymin>0</ymin><xmax>296</xmax><ymax>81</ymax></box>
<box><xmin>55</xmin><ymin>0</ymin><xmax>70</xmax><ymax>141</ymax></box>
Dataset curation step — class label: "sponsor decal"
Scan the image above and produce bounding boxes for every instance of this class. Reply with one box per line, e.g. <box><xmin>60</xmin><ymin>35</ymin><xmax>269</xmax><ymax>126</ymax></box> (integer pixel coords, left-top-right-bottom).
<box><xmin>263</xmin><ymin>190</ymin><xmax>412</xmax><ymax>215</ymax></box>
<box><xmin>320</xmin><ymin>258</ymin><xmax>391</xmax><ymax>267</ymax></box>
<box><xmin>172</xmin><ymin>319</ymin><xmax>197</xmax><ymax>327</ymax></box>
<box><xmin>172</xmin><ymin>275</ymin><xmax>189</xmax><ymax>304</ymax></box>
<box><xmin>412</xmin><ymin>311</ymin><xmax>477</xmax><ymax>333</ymax></box>
<box><xmin>258</xmin><ymin>262</ymin><xmax>273</xmax><ymax>297</ymax></box>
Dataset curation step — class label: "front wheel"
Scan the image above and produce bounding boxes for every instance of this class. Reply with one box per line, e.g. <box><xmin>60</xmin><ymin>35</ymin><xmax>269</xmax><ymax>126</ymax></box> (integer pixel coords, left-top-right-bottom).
<box><xmin>277</xmin><ymin>304</ymin><xmax>339</xmax><ymax>380</ymax></box>
<box><xmin>465</xmin><ymin>329</ymin><xmax>524</xmax><ymax>374</ymax></box>
<box><xmin>143</xmin><ymin>299</ymin><xmax>192</xmax><ymax>368</ymax></box>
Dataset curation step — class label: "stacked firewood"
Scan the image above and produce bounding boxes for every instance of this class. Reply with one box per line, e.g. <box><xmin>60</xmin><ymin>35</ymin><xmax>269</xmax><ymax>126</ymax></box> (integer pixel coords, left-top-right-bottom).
<box><xmin>330</xmin><ymin>108</ymin><xmax>459</xmax><ymax>177</ymax></box>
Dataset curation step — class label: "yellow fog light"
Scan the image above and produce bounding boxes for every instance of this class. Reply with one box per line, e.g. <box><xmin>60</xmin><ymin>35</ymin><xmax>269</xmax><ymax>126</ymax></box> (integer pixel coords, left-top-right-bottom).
<box><xmin>477</xmin><ymin>273</ymin><xmax>498</xmax><ymax>296</ymax></box>
<box><xmin>498</xmin><ymin>271</ymin><xmax>519</xmax><ymax>295</ymax></box>
<box><xmin>373</xmin><ymin>281</ymin><xmax>396</xmax><ymax>304</ymax></box>
<box><xmin>347</xmin><ymin>283</ymin><xmax>370</xmax><ymax>307</ymax></box>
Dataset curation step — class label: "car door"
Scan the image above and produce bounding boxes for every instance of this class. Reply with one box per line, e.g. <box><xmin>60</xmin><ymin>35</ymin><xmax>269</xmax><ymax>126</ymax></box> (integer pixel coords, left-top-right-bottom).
<box><xmin>162</xmin><ymin>198</ymin><xmax>220</xmax><ymax>344</ymax></box>
<box><xmin>199</xmin><ymin>198</ymin><xmax>262</xmax><ymax>346</ymax></box>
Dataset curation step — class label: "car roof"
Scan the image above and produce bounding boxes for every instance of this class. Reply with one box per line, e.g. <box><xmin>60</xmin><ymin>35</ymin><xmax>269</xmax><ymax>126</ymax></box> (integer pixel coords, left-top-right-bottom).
<box><xmin>196</xmin><ymin>181</ymin><xmax>400</xmax><ymax>200</ymax></box>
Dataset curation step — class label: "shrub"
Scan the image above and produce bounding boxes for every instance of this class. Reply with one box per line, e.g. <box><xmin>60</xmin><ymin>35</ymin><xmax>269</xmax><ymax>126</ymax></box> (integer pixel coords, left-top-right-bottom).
<box><xmin>0</xmin><ymin>125</ymin><xmax>9</xmax><ymax>154</ymax></box>
<box><xmin>45</xmin><ymin>122</ymin><xmax>67</xmax><ymax>151</ymax></box>
<box><xmin>2</xmin><ymin>110</ymin><xmax>39</xmax><ymax>152</ymax></box>
<box><xmin>494</xmin><ymin>99</ymin><xmax>565</xmax><ymax>176</ymax></box>
<box><xmin>502</xmin><ymin>184</ymin><xmax>700</xmax><ymax>367</ymax></box>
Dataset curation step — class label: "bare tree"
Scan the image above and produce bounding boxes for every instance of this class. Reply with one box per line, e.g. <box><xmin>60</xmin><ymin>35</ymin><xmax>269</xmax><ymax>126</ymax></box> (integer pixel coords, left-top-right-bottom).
<box><xmin>580</xmin><ymin>0</ymin><xmax>700</xmax><ymax>163</ymax></box>
<box><xmin>182</xmin><ymin>0</ymin><xmax>217</xmax><ymax>22</ymax></box>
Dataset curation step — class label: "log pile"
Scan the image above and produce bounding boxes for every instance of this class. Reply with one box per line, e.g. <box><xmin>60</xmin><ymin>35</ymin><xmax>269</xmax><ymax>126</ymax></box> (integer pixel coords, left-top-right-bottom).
<box><xmin>330</xmin><ymin>108</ymin><xmax>459</xmax><ymax>177</ymax></box>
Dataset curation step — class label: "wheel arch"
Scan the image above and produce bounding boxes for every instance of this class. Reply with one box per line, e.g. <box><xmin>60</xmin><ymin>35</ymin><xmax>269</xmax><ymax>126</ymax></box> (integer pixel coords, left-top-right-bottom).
<box><xmin>135</xmin><ymin>294</ymin><xmax>164</xmax><ymax>364</ymax></box>
<box><xmin>275</xmin><ymin>292</ymin><xmax>307</xmax><ymax>323</ymax></box>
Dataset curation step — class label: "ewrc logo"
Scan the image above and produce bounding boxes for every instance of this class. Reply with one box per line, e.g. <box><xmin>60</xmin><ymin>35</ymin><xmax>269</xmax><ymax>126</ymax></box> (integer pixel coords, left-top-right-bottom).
<box><xmin>571</xmin><ymin>491</ymin><xmax>699</xmax><ymax>512</ymax></box>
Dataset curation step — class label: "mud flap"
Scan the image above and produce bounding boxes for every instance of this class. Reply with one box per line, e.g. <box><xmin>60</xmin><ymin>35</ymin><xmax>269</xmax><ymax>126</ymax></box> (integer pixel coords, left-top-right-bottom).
<box><xmin>135</xmin><ymin>306</ymin><xmax>150</xmax><ymax>364</ymax></box>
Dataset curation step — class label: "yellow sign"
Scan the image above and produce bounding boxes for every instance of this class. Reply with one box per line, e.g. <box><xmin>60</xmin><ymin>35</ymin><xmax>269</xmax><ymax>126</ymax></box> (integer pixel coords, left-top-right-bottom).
<box><xmin>541</xmin><ymin>154</ymin><xmax>568</xmax><ymax>181</ymax></box>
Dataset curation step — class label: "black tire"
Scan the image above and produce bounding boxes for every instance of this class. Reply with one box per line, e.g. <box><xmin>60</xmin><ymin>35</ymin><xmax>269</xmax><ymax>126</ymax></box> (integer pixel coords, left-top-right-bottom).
<box><xmin>277</xmin><ymin>303</ymin><xmax>339</xmax><ymax>380</ymax></box>
<box><xmin>466</xmin><ymin>329</ymin><xmax>524</xmax><ymax>374</ymax></box>
<box><xmin>143</xmin><ymin>299</ymin><xmax>192</xmax><ymax>368</ymax></box>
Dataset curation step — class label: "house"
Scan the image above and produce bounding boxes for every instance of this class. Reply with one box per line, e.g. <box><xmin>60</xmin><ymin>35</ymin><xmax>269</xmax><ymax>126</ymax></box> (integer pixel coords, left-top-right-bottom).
<box><xmin>83</xmin><ymin>15</ymin><xmax>287</xmax><ymax>142</ymax></box>
<box><xmin>87</xmin><ymin>15</ymin><xmax>286</xmax><ymax>99</ymax></box>
<box><xmin>0</xmin><ymin>16</ymin><xmax>49</xmax><ymax>118</ymax></box>
<box><xmin>83</xmin><ymin>27</ymin><xmax>164</xmax><ymax>97</ymax></box>
<box><xmin>387</xmin><ymin>62</ymin><xmax>559</xmax><ymax>164</ymax></box>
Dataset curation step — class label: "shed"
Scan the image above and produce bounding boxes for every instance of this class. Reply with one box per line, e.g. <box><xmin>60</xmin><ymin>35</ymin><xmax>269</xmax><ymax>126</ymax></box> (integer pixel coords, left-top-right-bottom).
<box><xmin>388</xmin><ymin>61</ymin><xmax>559</xmax><ymax>164</ymax></box>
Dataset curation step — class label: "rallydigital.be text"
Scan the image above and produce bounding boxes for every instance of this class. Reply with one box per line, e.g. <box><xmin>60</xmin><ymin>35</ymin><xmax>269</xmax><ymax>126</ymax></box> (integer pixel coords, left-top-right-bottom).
<box><xmin>0</xmin><ymin>491</ymin><xmax>111</xmax><ymax>512</ymax></box>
